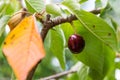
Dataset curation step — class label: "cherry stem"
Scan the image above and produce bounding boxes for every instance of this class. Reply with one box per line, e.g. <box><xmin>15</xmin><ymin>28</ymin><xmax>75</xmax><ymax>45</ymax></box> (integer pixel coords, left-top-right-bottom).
<box><xmin>70</xmin><ymin>22</ymin><xmax>77</xmax><ymax>34</ymax></box>
<box><xmin>39</xmin><ymin>69</ymin><xmax>77</xmax><ymax>80</ymax></box>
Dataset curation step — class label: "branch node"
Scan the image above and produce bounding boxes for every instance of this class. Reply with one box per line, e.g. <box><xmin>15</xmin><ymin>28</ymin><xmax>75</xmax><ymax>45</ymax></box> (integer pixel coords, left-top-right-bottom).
<box><xmin>40</xmin><ymin>9</ymin><xmax>101</xmax><ymax>41</ymax></box>
<box><xmin>46</xmin><ymin>14</ymin><xmax>51</xmax><ymax>21</ymax></box>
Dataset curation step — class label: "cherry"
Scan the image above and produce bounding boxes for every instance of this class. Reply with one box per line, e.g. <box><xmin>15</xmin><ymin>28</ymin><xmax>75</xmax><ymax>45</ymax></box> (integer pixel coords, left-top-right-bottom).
<box><xmin>68</xmin><ymin>34</ymin><xmax>85</xmax><ymax>53</ymax></box>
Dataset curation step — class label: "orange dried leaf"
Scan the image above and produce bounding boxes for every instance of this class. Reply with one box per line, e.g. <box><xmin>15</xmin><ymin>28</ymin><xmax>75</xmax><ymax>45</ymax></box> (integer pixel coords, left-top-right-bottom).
<box><xmin>2</xmin><ymin>15</ymin><xmax>45</xmax><ymax>80</ymax></box>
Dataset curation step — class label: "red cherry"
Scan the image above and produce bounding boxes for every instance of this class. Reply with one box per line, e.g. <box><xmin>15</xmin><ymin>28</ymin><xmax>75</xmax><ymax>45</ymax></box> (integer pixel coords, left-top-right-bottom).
<box><xmin>68</xmin><ymin>34</ymin><xmax>85</xmax><ymax>53</ymax></box>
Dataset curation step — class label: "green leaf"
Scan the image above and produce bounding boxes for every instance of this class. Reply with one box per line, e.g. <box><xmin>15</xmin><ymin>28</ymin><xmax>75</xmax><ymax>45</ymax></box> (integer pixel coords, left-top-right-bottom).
<box><xmin>108</xmin><ymin>0</ymin><xmax>120</xmax><ymax>16</ymax></box>
<box><xmin>75</xmin><ymin>21</ymin><xmax>115</xmax><ymax>80</ymax></box>
<box><xmin>116</xmin><ymin>62</ymin><xmax>120</xmax><ymax>69</ymax></box>
<box><xmin>88</xmin><ymin>44</ymin><xmax>115</xmax><ymax>80</ymax></box>
<box><xmin>25</xmin><ymin>0</ymin><xmax>45</xmax><ymax>13</ymax></box>
<box><xmin>0</xmin><ymin>0</ymin><xmax>20</xmax><ymax>16</ymax></box>
<box><xmin>61</xmin><ymin>23</ymin><xmax>74</xmax><ymax>43</ymax></box>
<box><xmin>103</xmin><ymin>63</ymin><xmax>115</xmax><ymax>80</ymax></box>
<box><xmin>62</xmin><ymin>0</ymin><xmax>80</xmax><ymax>11</ymax></box>
<box><xmin>67</xmin><ymin>72</ymin><xmax>79</xmax><ymax>80</ymax></box>
<box><xmin>62</xmin><ymin>1</ymin><xmax>116</xmax><ymax>79</ymax></box>
<box><xmin>64</xmin><ymin>48</ymin><xmax>78</xmax><ymax>69</ymax></box>
<box><xmin>100</xmin><ymin>3</ymin><xmax>120</xmax><ymax>52</ymax></box>
<box><xmin>62</xmin><ymin>21</ymin><xmax>115</xmax><ymax>80</ymax></box>
<box><xmin>0</xmin><ymin>32</ymin><xmax>6</xmax><ymax>47</ymax></box>
<box><xmin>78</xmin><ymin>65</ymin><xmax>90</xmax><ymax>80</ymax></box>
<box><xmin>46</xmin><ymin>4</ymin><xmax>62</xmax><ymax>16</ymax></box>
<box><xmin>0</xmin><ymin>2</ymin><xmax>5</xmax><ymax>12</ymax></box>
<box><xmin>95</xmin><ymin>0</ymin><xmax>102</xmax><ymax>8</ymax></box>
<box><xmin>63</xmin><ymin>1</ymin><xmax>118</xmax><ymax>50</ymax></box>
<box><xmin>0</xmin><ymin>15</ymin><xmax>10</xmax><ymax>37</ymax></box>
<box><xmin>79</xmin><ymin>0</ymin><xmax>88</xmax><ymax>3</ymax></box>
<box><xmin>5</xmin><ymin>0</ymin><xmax>20</xmax><ymax>15</ymax></box>
<box><xmin>100</xmin><ymin>4</ymin><xmax>120</xmax><ymax>28</ymax></box>
<box><xmin>49</xmin><ymin>27</ymin><xmax>66</xmax><ymax>69</ymax></box>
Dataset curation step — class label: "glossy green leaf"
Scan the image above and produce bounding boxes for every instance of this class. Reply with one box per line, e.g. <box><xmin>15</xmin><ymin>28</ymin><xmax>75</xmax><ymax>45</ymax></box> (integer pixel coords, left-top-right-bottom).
<box><xmin>62</xmin><ymin>20</ymin><xmax>115</xmax><ymax>80</ymax></box>
<box><xmin>63</xmin><ymin>0</ymin><xmax>117</xmax><ymax>50</ymax></box>
<box><xmin>49</xmin><ymin>27</ymin><xmax>66</xmax><ymax>69</ymax></box>
<box><xmin>88</xmin><ymin>43</ymin><xmax>115</xmax><ymax>80</ymax></box>
<box><xmin>61</xmin><ymin>23</ymin><xmax>74</xmax><ymax>44</ymax></box>
<box><xmin>75</xmin><ymin>21</ymin><xmax>115</xmax><ymax>80</ymax></box>
<box><xmin>62</xmin><ymin>1</ymin><xmax>116</xmax><ymax>79</ymax></box>
<box><xmin>63</xmin><ymin>0</ymin><xmax>80</xmax><ymax>11</ymax></box>
<box><xmin>0</xmin><ymin>15</ymin><xmax>10</xmax><ymax>37</ymax></box>
<box><xmin>78</xmin><ymin>65</ymin><xmax>90</xmax><ymax>80</ymax></box>
<box><xmin>46</xmin><ymin>4</ymin><xmax>62</xmax><ymax>16</ymax></box>
<box><xmin>25</xmin><ymin>0</ymin><xmax>45</xmax><ymax>13</ymax></box>
<box><xmin>100</xmin><ymin>3</ymin><xmax>120</xmax><ymax>52</ymax></box>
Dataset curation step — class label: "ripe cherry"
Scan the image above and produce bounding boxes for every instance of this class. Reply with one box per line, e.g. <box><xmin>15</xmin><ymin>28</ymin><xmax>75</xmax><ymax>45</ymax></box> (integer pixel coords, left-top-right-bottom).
<box><xmin>68</xmin><ymin>34</ymin><xmax>85</xmax><ymax>53</ymax></box>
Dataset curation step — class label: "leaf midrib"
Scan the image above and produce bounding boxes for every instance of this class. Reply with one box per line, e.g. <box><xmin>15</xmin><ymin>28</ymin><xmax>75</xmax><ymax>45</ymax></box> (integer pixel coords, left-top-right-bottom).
<box><xmin>76</xmin><ymin>14</ymin><xmax>111</xmax><ymax>47</ymax></box>
<box><xmin>25</xmin><ymin>0</ymin><xmax>38</xmax><ymax>12</ymax></box>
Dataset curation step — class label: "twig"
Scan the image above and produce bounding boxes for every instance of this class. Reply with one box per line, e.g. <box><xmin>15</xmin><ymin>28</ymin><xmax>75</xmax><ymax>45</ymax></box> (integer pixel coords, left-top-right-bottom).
<box><xmin>40</xmin><ymin>14</ymin><xmax>77</xmax><ymax>40</ymax></box>
<box><xmin>38</xmin><ymin>52</ymin><xmax>120</xmax><ymax>80</ymax></box>
<box><xmin>40</xmin><ymin>9</ymin><xmax>101</xmax><ymax>41</ymax></box>
<box><xmin>39</xmin><ymin>69</ymin><xmax>77</xmax><ymax>80</ymax></box>
<box><xmin>28</xmin><ymin>9</ymin><xmax>101</xmax><ymax>80</ymax></box>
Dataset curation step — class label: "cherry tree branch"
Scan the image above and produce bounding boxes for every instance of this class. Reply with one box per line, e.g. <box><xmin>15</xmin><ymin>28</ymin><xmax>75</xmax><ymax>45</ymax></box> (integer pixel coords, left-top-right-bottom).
<box><xmin>40</xmin><ymin>9</ymin><xmax>101</xmax><ymax>41</ymax></box>
<box><xmin>36</xmin><ymin>9</ymin><xmax>120</xmax><ymax>80</ymax></box>
<box><xmin>39</xmin><ymin>69</ymin><xmax>77</xmax><ymax>80</ymax></box>
<box><xmin>35</xmin><ymin>9</ymin><xmax>120</xmax><ymax>80</ymax></box>
<box><xmin>38</xmin><ymin>53</ymin><xmax>120</xmax><ymax>80</ymax></box>
<box><xmin>30</xmin><ymin>9</ymin><xmax>100</xmax><ymax>80</ymax></box>
<box><xmin>40</xmin><ymin>14</ymin><xmax>77</xmax><ymax>40</ymax></box>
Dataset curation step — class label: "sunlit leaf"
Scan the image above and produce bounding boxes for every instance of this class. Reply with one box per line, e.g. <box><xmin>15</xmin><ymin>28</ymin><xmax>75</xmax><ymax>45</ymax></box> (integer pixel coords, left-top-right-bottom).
<box><xmin>100</xmin><ymin>3</ymin><xmax>120</xmax><ymax>52</ymax></box>
<box><xmin>63</xmin><ymin>0</ymin><xmax>117</xmax><ymax>50</ymax></box>
<box><xmin>49</xmin><ymin>27</ymin><xmax>66</xmax><ymax>69</ymax></box>
<box><xmin>2</xmin><ymin>15</ymin><xmax>45</xmax><ymax>80</ymax></box>
<box><xmin>61</xmin><ymin>23</ymin><xmax>74</xmax><ymax>43</ymax></box>
<box><xmin>62</xmin><ymin>1</ymin><xmax>116</xmax><ymax>79</ymax></box>
<box><xmin>5</xmin><ymin>0</ymin><xmax>20</xmax><ymax>15</ymax></box>
<box><xmin>25</xmin><ymin>0</ymin><xmax>45</xmax><ymax>13</ymax></box>
<box><xmin>46</xmin><ymin>4</ymin><xmax>62</xmax><ymax>16</ymax></box>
